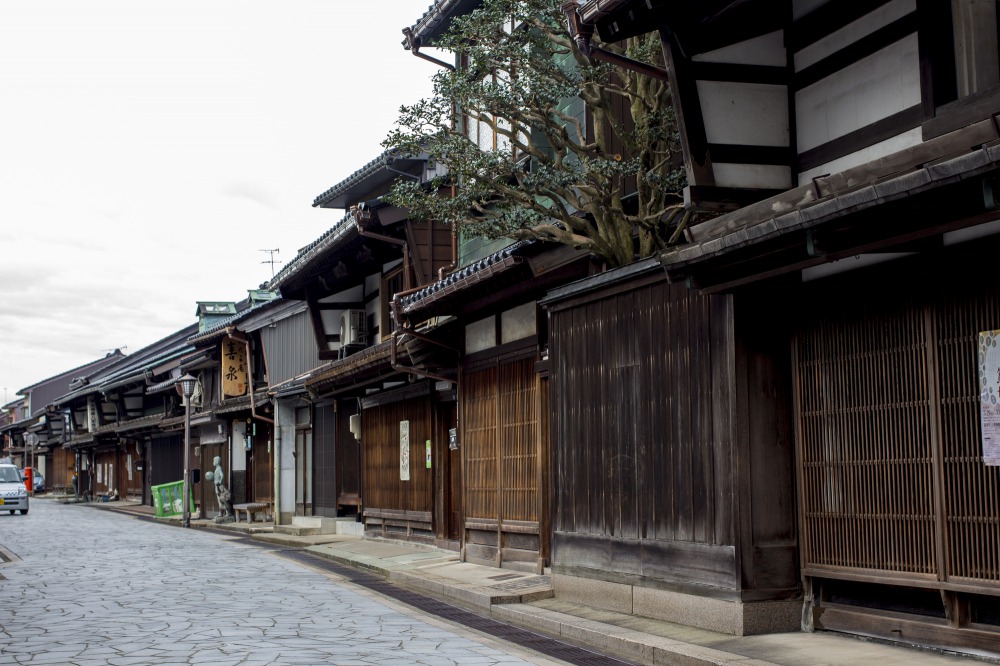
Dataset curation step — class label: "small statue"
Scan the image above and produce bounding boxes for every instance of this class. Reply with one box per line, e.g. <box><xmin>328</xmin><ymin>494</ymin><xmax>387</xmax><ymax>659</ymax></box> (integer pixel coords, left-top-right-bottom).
<box><xmin>204</xmin><ymin>456</ymin><xmax>234</xmax><ymax>523</ymax></box>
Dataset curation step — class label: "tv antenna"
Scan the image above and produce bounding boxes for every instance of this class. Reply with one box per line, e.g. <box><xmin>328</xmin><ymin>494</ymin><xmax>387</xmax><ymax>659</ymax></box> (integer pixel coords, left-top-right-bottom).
<box><xmin>261</xmin><ymin>248</ymin><xmax>282</xmax><ymax>279</ymax></box>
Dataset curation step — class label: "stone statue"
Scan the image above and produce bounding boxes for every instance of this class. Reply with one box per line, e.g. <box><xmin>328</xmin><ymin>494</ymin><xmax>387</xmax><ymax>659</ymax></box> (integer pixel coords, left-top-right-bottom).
<box><xmin>204</xmin><ymin>456</ymin><xmax>234</xmax><ymax>523</ymax></box>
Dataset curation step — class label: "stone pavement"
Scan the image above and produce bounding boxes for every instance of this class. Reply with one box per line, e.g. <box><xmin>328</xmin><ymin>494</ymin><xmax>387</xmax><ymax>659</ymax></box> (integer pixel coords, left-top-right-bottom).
<box><xmin>0</xmin><ymin>498</ymin><xmax>577</xmax><ymax>666</ymax></box>
<box><xmin>30</xmin><ymin>497</ymin><xmax>994</xmax><ymax>666</ymax></box>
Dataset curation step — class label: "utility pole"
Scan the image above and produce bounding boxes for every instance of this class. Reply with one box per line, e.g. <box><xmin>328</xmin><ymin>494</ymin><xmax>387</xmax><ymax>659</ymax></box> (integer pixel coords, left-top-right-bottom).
<box><xmin>260</xmin><ymin>249</ymin><xmax>281</xmax><ymax>279</ymax></box>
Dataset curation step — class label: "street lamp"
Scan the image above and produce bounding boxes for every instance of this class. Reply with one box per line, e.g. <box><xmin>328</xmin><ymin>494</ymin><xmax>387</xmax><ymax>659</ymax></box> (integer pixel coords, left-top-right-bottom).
<box><xmin>176</xmin><ymin>373</ymin><xmax>197</xmax><ymax>528</ymax></box>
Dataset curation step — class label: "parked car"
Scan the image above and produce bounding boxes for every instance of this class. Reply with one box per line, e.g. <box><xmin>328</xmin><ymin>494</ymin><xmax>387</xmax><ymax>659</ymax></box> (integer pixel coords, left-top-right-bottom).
<box><xmin>0</xmin><ymin>464</ymin><xmax>29</xmax><ymax>515</ymax></box>
<box><xmin>21</xmin><ymin>470</ymin><xmax>44</xmax><ymax>493</ymax></box>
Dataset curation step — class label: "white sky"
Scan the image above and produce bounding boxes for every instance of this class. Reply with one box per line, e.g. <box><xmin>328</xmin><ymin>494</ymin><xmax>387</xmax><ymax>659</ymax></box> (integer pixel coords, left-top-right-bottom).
<box><xmin>0</xmin><ymin>0</ymin><xmax>441</xmax><ymax>399</ymax></box>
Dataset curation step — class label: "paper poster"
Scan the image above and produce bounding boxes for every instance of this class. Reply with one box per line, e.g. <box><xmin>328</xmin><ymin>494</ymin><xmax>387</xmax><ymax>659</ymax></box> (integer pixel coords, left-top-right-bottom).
<box><xmin>978</xmin><ymin>330</ymin><xmax>1000</xmax><ymax>466</ymax></box>
<box><xmin>400</xmin><ymin>420</ymin><xmax>410</xmax><ymax>481</ymax></box>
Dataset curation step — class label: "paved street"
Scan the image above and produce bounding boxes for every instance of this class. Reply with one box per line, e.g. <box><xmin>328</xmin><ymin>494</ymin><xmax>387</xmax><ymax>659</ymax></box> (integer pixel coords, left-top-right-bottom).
<box><xmin>0</xmin><ymin>500</ymin><xmax>566</xmax><ymax>666</ymax></box>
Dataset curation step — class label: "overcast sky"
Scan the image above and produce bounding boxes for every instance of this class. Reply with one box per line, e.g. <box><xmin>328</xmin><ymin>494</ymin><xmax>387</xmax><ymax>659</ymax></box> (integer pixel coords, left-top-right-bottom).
<box><xmin>0</xmin><ymin>1</ymin><xmax>441</xmax><ymax>399</ymax></box>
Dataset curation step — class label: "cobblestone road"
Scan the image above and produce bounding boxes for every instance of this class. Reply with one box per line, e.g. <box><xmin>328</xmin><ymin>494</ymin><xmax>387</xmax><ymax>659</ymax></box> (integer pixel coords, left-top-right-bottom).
<box><xmin>0</xmin><ymin>500</ymin><xmax>565</xmax><ymax>666</ymax></box>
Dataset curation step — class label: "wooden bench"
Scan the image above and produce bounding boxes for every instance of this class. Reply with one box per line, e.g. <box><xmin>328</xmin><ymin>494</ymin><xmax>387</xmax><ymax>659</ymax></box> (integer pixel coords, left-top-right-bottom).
<box><xmin>232</xmin><ymin>502</ymin><xmax>271</xmax><ymax>524</ymax></box>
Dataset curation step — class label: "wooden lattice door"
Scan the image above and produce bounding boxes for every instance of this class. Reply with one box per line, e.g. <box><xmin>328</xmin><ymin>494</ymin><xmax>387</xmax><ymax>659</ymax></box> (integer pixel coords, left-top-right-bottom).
<box><xmin>795</xmin><ymin>277</ymin><xmax>1000</xmax><ymax>593</ymax></box>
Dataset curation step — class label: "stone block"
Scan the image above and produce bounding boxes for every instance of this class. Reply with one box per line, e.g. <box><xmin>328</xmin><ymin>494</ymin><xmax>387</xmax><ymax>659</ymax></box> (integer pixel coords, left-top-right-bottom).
<box><xmin>552</xmin><ymin>573</ymin><xmax>633</xmax><ymax>614</ymax></box>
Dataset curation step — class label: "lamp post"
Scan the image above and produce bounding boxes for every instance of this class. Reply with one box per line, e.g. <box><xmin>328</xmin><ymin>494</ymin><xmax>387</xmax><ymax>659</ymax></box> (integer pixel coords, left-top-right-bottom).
<box><xmin>176</xmin><ymin>374</ymin><xmax>197</xmax><ymax>528</ymax></box>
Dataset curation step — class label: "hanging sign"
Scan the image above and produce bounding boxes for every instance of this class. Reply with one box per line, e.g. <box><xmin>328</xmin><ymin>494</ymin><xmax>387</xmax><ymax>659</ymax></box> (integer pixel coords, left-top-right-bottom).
<box><xmin>221</xmin><ymin>336</ymin><xmax>248</xmax><ymax>397</ymax></box>
<box><xmin>978</xmin><ymin>330</ymin><xmax>1000</xmax><ymax>465</ymax></box>
<box><xmin>400</xmin><ymin>420</ymin><xmax>410</xmax><ymax>481</ymax></box>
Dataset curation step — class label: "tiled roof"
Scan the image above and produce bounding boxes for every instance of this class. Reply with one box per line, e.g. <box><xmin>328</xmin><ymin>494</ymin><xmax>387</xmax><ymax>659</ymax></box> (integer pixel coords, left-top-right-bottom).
<box><xmin>405</xmin><ymin>0</ymin><xmax>482</xmax><ymax>47</ymax></box>
<box><xmin>313</xmin><ymin>151</ymin><xmax>393</xmax><ymax>208</ymax></box>
<box><xmin>305</xmin><ymin>342</ymin><xmax>393</xmax><ymax>392</ymax></box>
<box><xmin>213</xmin><ymin>391</ymin><xmax>271</xmax><ymax>415</ymax></box>
<box><xmin>398</xmin><ymin>240</ymin><xmax>531</xmax><ymax>314</ymax></box>
<box><xmin>266</xmin><ymin>213</ymin><xmax>355</xmax><ymax>290</ymax></box>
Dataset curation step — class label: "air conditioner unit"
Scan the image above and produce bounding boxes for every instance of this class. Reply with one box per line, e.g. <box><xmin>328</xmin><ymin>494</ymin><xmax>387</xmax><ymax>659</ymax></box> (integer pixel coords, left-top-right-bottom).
<box><xmin>339</xmin><ymin>309</ymin><xmax>367</xmax><ymax>346</ymax></box>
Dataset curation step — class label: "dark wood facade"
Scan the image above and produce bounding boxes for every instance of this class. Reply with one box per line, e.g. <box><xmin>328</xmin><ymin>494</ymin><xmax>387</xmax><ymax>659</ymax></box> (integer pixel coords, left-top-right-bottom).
<box><xmin>546</xmin><ymin>265</ymin><xmax>798</xmax><ymax>602</ymax></box>
<box><xmin>362</xmin><ymin>392</ymin><xmax>435</xmax><ymax>541</ymax></box>
<box><xmin>793</xmin><ymin>243</ymin><xmax>1000</xmax><ymax>650</ymax></box>
<box><xmin>461</xmin><ymin>352</ymin><xmax>548</xmax><ymax>570</ymax></box>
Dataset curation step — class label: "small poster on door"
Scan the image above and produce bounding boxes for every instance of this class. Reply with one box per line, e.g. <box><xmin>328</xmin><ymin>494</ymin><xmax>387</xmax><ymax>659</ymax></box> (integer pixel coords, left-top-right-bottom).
<box><xmin>400</xmin><ymin>420</ymin><xmax>410</xmax><ymax>481</ymax></box>
<box><xmin>978</xmin><ymin>330</ymin><xmax>1000</xmax><ymax>465</ymax></box>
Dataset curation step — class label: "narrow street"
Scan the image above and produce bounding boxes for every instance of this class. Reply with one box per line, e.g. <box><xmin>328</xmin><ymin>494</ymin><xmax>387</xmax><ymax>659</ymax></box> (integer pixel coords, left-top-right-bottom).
<box><xmin>0</xmin><ymin>500</ymin><xmax>569</xmax><ymax>666</ymax></box>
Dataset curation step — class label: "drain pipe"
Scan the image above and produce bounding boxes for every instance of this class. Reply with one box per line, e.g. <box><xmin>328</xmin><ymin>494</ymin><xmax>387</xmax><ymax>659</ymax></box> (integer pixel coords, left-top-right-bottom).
<box><xmin>352</xmin><ymin>204</ymin><xmax>412</xmax><ymax>290</ymax></box>
<box><xmin>561</xmin><ymin>2</ymin><xmax>670</xmax><ymax>82</ymax></box>
<box><xmin>402</xmin><ymin>27</ymin><xmax>456</xmax><ymax>70</ymax></box>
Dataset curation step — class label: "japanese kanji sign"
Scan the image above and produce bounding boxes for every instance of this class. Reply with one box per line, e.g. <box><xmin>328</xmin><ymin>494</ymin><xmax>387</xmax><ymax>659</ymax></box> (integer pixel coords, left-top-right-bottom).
<box><xmin>978</xmin><ymin>330</ymin><xmax>1000</xmax><ymax>466</ymax></box>
<box><xmin>400</xmin><ymin>420</ymin><xmax>410</xmax><ymax>481</ymax></box>
<box><xmin>221</xmin><ymin>335</ymin><xmax>248</xmax><ymax>397</ymax></box>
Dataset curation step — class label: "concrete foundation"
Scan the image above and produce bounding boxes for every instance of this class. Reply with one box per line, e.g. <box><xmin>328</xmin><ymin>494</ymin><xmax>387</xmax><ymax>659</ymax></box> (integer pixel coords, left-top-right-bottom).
<box><xmin>553</xmin><ymin>573</ymin><xmax>801</xmax><ymax>636</ymax></box>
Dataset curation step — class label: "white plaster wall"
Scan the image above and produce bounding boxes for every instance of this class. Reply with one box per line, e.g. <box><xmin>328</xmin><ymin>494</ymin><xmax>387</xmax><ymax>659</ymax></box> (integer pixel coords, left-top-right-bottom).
<box><xmin>275</xmin><ymin>399</ymin><xmax>296</xmax><ymax>524</ymax></box>
<box><xmin>795</xmin><ymin>34</ymin><xmax>921</xmax><ymax>153</ymax></box>
<box><xmin>693</xmin><ymin>30</ymin><xmax>786</xmax><ymax>66</ymax></box>
<box><xmin>713</xmin><ymin>163</ymin><xmax>793</xmax><ymax>189</ymax></box>
<box><xmin>793</xmin><ymin>0</ymin><xmax>831</xmax><ymax>21</ymax></box>
<box><xmin>797</xmin><ymin>126</ymin><xmax>922</xmax><ymax>181</ymax></box>
<box><xmin>795</xmin><ymin>0</ymin><xmax>915</xmax><ymax>71</ymax></box>
<box><xmin>698</xmin><ymin>81</ymin><xmax>789</xmax><ymax>146</ymax></box>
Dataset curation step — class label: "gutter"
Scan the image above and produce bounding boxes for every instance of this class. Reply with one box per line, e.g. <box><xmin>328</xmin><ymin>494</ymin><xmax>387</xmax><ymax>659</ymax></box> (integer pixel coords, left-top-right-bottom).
<box><xmin>402</xmin><ymin>27</ymin><xmax>456</xmax><ymax>70</ymax></box>
<box><xmin>561</xmin><ymin>2</ymin><xmax>669</xmax><ymax>82</ymax></box>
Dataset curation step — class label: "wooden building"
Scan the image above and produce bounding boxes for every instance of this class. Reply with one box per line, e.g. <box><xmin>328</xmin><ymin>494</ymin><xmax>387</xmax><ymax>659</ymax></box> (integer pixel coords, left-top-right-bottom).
<box><xmin>571</xmin><ymin>0</ymin><xmax>1000</xmax><ymax>653</ymax></box>
<box><xmin>269</xmin><ymin>149</ymin><xmax>456</xmax><ymax>542</ymax></box>
<box><xmin>52</xmin><ymin>325</ymin><xmax>197</xmax><ymax>503</ymax></box>
<box><xmin>0</xmin><ymin>352</ymin><xmax>123</xmax><ymax>493</ymax></box>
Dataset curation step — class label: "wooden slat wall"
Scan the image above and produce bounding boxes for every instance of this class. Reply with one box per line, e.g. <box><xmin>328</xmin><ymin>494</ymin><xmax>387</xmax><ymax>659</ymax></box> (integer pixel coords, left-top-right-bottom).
<box><xmin>362</xmin><ymin>397</ymin><xmax>433</xmax><ymax>515</ymax></box>
<box><xmin>796</xmin><ymin>297</ymin><xmax>936</xmax><ymax>575</ymax></box>
<box><xmin>499</xmin><ymin>359</ymin><xmax>539</xmax><ymax>523</ymax></box>
<box><xmin>937</xmin><ymin>286</ymin><xmax>1000</xmax><ymax>584</ymax></box>
<box><xmin>252</xmin><ymin>426</ymin><xmax>272</xmax><ymax>503</ymax></box>
<box><xmin>464</xmin><ymin>366</ymin><xmax>499</xmax><ymax>521</ymax></box>
<box><xmin>552</xmin><ymin>280</ymin><xmax>716</xmax><ymax>543</ymax></box>
<box><xmin>50</xmin><ymin>446</ymin><xmax>72</xmax><ymax>490</ymax></box>
<box><xmin>796</xmin><ymin>268</ymin><xmax>1000</xmax><ymax>589</ymax></box>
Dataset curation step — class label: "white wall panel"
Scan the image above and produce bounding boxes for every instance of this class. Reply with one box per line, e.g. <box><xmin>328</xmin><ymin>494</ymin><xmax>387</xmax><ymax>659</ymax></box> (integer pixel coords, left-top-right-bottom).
<box><xmin>713</xmin><ymin>163</ymin><xmax>793</xmax><ymax>189</ymax></box>
<box><xmin>795</xmin><ymin>0</ymin><xmax>915</xmax><ymax>71</ymax></box>
<box><xmin>795</xmin><ymin>34</ymin><xmax>920</xmax><ymax>153</ymax></box>
<box><xmin>797</xmin><ymin>126</ymin><xmax>922</xmax><ymax>182</ymax></box>
<box><xmin>693</xmin><ymin>30</ymin><xmax>786</xmax><ymax>66</ymax></box>
<box><xmin>698</xmin><ymin>81</ymin><xmax>789</xmax><ymax>146</ymax></box>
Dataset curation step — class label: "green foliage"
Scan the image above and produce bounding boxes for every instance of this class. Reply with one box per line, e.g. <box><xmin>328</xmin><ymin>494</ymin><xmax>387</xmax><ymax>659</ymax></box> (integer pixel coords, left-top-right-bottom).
<box><xmin>384</xmin><ymin>0</ymin><xmax>685</xmax><ymax>267</ymax></box>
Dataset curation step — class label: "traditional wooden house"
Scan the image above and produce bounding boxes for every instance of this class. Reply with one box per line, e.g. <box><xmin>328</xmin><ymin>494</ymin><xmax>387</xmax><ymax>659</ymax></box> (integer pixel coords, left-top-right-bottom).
<box><xmin>184</xmin><ymin>291</ymin><xmax>318</xmax><ymax>522</ymax></box>
<box><xmin>269</xmin><ymin>149</ymin><xmax>458</xmax><ymax>542</ymax></box>
<box><xmin>53</xmin><ymin>326</ymin><xmax>196</xmax><ymax>503</ymax></box>
<box><xmin>562</xmin><ymin>0</ymin><xmax>1000</xmax><ymax>653</ymax></box>
<box><xmin>0</xmin><ymin>351</ymin><xmax>125</xmax><ymax>493</ymax></box>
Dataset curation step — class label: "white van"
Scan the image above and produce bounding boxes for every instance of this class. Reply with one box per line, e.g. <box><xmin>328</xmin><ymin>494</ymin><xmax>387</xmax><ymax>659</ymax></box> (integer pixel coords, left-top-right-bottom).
<box><xmin>0</xmin><ymin>464</ymin><xmax>29</xmax><ymax>515</ymax></box>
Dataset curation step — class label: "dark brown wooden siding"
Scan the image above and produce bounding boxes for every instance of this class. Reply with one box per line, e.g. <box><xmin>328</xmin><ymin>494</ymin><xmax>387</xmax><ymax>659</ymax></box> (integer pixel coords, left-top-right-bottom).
<box><xmin>461</xmin><ymin>355</ymin><xmax>546</xmax><ymax>569</ymax></box>
<box><xmin>50</xmin><ymin>446</ymin><xmax>73</xmax><ymax>491</ymax></box>
<box><xmin>362</xmin><ymin>396</ymin><xmax>434</xmax><ymax>541</ymax></box>
<box><xmin>313</xmin><ymin>401</ymin><xmax>337</xmax><ymax>517</ymax></box>
<box><xmin>796</xmin><ymin>260</ymin><xmax>1000</xmax><ymax>589</ymax></box>
<box><xmin>548</xmin><ymin>272</ymin><xmax>797</xmax><ymax>597</ymax></box>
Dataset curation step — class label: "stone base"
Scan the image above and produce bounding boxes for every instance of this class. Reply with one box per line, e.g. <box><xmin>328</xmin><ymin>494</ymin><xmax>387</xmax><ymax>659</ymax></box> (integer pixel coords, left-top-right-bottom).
<box><xmin>552</xmin><ymin>573</ymin><xmax>802</xmax><ymax>636</ymax></box>
<box><xmin>213</xmin><ymin>515</ymin><xmax>236</xmax><ymax>524</ymax></box>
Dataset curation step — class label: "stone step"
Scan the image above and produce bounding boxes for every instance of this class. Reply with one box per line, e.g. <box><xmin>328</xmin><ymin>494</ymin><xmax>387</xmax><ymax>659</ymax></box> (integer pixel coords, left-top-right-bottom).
<box><xmin>274</xmin><ymin>516</ymin><xmax>363</xmax><ymax>537</ymax></box>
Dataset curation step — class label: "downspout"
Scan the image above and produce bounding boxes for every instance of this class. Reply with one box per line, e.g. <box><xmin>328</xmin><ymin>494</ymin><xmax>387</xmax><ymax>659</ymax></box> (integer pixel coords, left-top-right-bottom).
<box><xmin>352</xmin><ymin>204</ymin><xmax>412</xmax><ymax>291</ymax></box>
<box><xmin>400</xmin><ymin>24</ymin><xmax>460</xmax><ymax>282</ymax></box>
<box><xmin>561</xmin><ymin>2</ymin><xmax>670</xmax><ymax>82</ymax></box>
<box><xmin>402</xmin><ymin>27</ymin><xmax>456</xmax><ymax>71</ymax></box>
